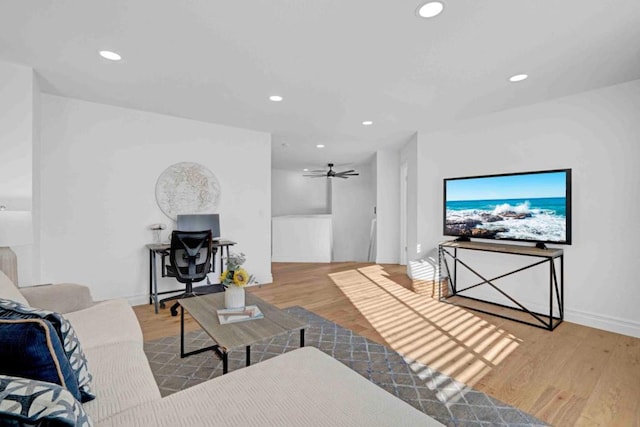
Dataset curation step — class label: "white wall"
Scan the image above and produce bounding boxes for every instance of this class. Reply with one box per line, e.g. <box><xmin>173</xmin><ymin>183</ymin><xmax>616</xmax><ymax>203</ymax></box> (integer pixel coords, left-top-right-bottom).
<box><xmin>416</xmin><ymin>79</ymin><xmax>640</xmax><ymax>337</ymax></box>
<box><xmin>30</xmin><ymin>72</ymin><xmax>41</xmax><ymax>284</ymax></box>
<box><xmin>0</xmin><ymin>61</ymin><xmax>36</xmax><ymax>285</ymax></box>
<box><xmin>0</xmin><ymin>62</ymin><xmax>33</xmax><ymax>211</ymax></box>
<box><xmin>39</xmin><ymin>95</ymin><xmax>272</xmax><ymax>303</ymax></box>
<box><xmin>375</xmin><ymin>150</ymin><xmax>400</xmax><ymax>264</ymax></box>
<box><xmin>400</xmin><ymin>134</ymin><xmax>419</xmax><ymax>264</ymax></box>
<box><xmin>271</xmin><ymin>168</ymin><xmax>329</xmax><ymax>216</ymax></box>
<box><xmin>332</xmin><ymin>160</ymin><xmax>375</xmax><ymax>262</ymax></box>
<box><xmin>272</xmin><ymin>215</ymin><xmax>332</xmax><ymax>262</ymax></box>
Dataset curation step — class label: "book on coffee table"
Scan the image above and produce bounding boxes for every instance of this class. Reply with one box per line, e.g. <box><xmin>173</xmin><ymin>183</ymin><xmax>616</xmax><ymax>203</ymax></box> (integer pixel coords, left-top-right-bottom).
<box><xmin>217</xmin><ymin>305</ymin><xmax>264</xmax><ymax>325</ymax></box>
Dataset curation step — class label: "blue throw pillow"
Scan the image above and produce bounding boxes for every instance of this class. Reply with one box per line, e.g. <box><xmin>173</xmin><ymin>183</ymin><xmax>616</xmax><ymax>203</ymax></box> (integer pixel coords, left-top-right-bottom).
<box><xmin>0</xmin><ymin>374</ymin><xmax>93</xmax><ymax>427</ymax></box>
<box><xmin>0</xmin><ymin>318</ymin><xmax>80</xmax><ymax>401</ymax></box>
<box><xmin>0</xmin><ymin>299</ymin><xmax>95</xmax><ymax>402</ymax></box>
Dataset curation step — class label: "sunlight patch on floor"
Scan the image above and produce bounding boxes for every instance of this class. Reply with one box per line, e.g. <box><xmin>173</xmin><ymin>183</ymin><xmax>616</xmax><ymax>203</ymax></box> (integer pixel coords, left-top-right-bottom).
<box><xmin>329</xmin><ymin>265</ymin><xmax>521</xmax><ymax>390</ymax></box>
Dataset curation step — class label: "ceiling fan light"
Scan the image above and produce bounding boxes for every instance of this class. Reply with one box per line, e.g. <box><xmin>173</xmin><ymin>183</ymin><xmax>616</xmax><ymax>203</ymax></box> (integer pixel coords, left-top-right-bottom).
<box><xmin>99</xmin><ymin>50</ymin><xmax>122</xmax><ymax>61</ymax></box>
<box><xmin>417</xmin><ymin>2</ymin><xmax>444</xmax><ymax>18</ymax></box>
<box><xmin>509</xmin><ymin>73</ymin><xmax>528</xmax><ymax>82</ymax></box>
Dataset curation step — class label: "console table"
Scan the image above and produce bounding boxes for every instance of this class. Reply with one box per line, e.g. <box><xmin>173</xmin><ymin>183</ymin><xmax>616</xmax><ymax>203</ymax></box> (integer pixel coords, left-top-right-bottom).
<box><xmin>438</xmin><ymin>240</ymin><xmax>564</xmax><ymax>330</ymax></box>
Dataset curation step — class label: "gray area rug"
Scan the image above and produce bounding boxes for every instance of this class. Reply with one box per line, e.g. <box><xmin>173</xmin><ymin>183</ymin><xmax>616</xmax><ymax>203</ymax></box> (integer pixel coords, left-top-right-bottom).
<box><xmin>143</xmin><ymin>307</ymin><xmax>546</xmax><ymax>427</ymax></box>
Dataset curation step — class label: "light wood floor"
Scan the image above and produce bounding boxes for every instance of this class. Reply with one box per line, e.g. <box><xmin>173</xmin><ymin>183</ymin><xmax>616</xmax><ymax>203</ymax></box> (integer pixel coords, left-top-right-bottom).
<box><xmin>133</xmin><ymin>262</ymin><xmax>640</xmax><ymax>427</ymax></box>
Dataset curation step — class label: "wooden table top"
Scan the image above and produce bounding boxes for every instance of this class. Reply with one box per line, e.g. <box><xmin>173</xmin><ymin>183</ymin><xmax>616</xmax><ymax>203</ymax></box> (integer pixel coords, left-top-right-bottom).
<box><xmin>439</xmin><ymin>240</ymin><xmax>563</xmax><ymax>258</ymax></box>
<box><xmin>146</xmin><ymin>239</ymin><xmax>236</xmax><ymax>251</ymax></box>
<box><xmin>178</xmin><ymin>292</ymin><xmax>307</xmax><ymax>352</ymax></box>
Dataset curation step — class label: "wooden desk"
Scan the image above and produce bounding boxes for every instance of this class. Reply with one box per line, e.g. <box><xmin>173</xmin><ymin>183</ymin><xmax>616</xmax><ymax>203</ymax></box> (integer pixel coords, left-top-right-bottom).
<box><xmin>146</xmin><ymin>239</ymin><xmax>236</xmax><ymax>314</ymax></box>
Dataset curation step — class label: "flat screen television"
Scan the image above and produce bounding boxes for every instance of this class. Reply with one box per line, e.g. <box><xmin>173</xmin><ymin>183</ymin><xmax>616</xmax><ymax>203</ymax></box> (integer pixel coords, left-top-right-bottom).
<box><xmin>443</xmin><ymin>169</ymin><xmax>571</xmax><ymax>245</ymax></box>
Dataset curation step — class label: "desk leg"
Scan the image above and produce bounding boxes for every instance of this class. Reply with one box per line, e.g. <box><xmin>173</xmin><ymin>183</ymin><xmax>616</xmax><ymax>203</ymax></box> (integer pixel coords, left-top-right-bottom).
<box><xmin>246</xmin><ymin>346</ymin><xmax>251</xmax><ymax>367</ymax></box>
<box><xmin>151</xmin><ymin>250</ymin><xmax>159</xmax><ymax>314</ymax></box>
<box><xmin>222</xmin><ymin>352</ymin><xmax>228</xmax><ymax>374</ymax></box>
<box><xmin>300</xmin><ymin>328</ymin><xmax>305</xmax><ymax>347</ymax></box>
<box><xmin>149</xmin><ymin>250</ymin><xmax>153</xmax><ymax>305</ymax></box>
<box><xmin>211</xmin><ymin>247</ymin><xmax>218</xmax><ymax>273</ymax></box>
<box><xmin>180</xmin><ymin>305</ymin><xmax>185</xmax><ymax>357</ymax></box>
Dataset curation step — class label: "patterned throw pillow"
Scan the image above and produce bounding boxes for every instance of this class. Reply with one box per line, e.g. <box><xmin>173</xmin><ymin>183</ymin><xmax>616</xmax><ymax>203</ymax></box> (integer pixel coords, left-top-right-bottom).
<box><xmin>0</xmin><ymin>375</ymin><xmax>93</xmax><ymax>427</ymax></box>
<box><xmin>0</xmin><ymin>318</ymin><xmax>80</xmax><ymax>401</ymax></box>
<box><xmin>0</xmin><ymin>299</ymin><xmax>95</xmax><ymax>402</ymax></box>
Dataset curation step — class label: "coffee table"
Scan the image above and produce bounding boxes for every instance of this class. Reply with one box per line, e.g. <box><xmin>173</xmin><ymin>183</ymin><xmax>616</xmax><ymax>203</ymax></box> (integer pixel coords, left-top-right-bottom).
<box><xmin>178</xmin><ymin>292</ymin><xmax>307</xmax><ymax>374</ymax></box>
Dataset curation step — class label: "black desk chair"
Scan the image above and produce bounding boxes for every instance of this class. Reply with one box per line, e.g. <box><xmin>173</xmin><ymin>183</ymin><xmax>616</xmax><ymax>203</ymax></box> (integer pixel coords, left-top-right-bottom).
<box><xmin>159</xmin><ymin>230</ymin><xmax>212</xmax><ymax>317</ymax></box>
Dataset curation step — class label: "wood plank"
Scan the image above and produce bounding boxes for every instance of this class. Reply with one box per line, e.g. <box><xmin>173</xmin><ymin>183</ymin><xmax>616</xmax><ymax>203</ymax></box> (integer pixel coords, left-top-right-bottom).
<box><xmin>576</xmin><ymin>335</ymin><xmax>640</xmax><ymax>426</ymax></box>
<box><xmin>133</xmin><ymin>262</ymin><xmax>640</xmax><ymax>427</ymax></box>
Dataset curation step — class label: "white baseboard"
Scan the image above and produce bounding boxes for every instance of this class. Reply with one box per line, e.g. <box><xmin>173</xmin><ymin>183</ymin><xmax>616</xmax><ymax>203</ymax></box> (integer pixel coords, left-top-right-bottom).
<box><xmin>376</xmin><ymin>257</ymin><xmax>400</xmax><ymax>264</ymax></box>
<box><xmin>476</xmin><ymin>297</ymin><xmax>640</xmax><ymax>338</ymax></box>
<box><xmin>271</xmin><ymin>256</ymin><xmax>331</xmax><ymax>263</ymax></box>
<box><xmin>564</xmin><ymin>308</ymin><xmax>640</xmax><ymax>338</ymax></box>
<box><xmin>254</xmin><ymin>274</ymin><xmax>273</xmax><ymax>285</ymax></box>
<box><xmin>128</xmin><ymin>295</ymin><xmax>149</xmax><ymax>306</ymax></box>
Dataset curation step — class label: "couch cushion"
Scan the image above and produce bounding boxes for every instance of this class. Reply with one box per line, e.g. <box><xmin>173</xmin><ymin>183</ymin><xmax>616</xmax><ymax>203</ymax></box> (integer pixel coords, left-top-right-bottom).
<box><xmin>82</xmin><ymin>341</ymin><xmax>161</xmax><ymax>424</ymax></box>
<box><xmin>0</xmin><ymin>374</ymin><xmax>93</xmax><ymax>427</ymax></box>
<box><xmin>0</xmin><ymin>318</ymin><xmax>80</xmax><ymax>400</ymax></box>
<box><xmin>98</xmin><ymin>347</ymin><xmax>442</xmax><ymax>427</ymax></box>
<box><xmin>0</xmin><ymin>269</ymin><xmax>28</xmax><ymax>306</ymax></box>
<box><xmin>64</xmin><ymin>299</ymin><xmax>143</xmax><ymax>349</ymax></box>
<box><xmin>0</xmin><ymin>298</ymin><xmax>95</xmax><ymax>403</ymax></box>
<box><xmin>21</xmin><ymin>283</ymin><xmax>95</xmax><ymax>314</ymax></box>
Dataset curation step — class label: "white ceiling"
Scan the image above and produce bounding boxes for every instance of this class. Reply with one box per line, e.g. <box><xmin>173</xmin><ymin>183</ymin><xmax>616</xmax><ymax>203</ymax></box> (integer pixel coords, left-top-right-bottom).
<box><xmin>1</xmin><ymin>0</ymin><xmax>639</xmax><ymax>171</ymax></box>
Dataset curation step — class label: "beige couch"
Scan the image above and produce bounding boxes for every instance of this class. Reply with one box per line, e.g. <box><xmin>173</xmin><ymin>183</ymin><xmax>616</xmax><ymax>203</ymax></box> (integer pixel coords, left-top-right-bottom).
<box><xmin>1</xmin><ymin>271</ymin><xmax>442</xmax><ymax>426</ymax></box>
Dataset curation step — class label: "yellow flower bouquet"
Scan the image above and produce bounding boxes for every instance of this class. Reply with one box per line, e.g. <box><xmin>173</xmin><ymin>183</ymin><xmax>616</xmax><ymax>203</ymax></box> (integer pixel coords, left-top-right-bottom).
<box><xmin>220</xmin><ymin>252</ymin><xmax>256</xmax><ymax>288</ymax></box>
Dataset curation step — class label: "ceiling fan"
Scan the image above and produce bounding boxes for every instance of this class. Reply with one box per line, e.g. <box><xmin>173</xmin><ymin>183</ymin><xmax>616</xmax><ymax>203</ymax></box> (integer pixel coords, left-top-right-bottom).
<box><xmin>303</xmin><ymin>163</ymin><xmax>359</xmax><ymax>179</ymax></box>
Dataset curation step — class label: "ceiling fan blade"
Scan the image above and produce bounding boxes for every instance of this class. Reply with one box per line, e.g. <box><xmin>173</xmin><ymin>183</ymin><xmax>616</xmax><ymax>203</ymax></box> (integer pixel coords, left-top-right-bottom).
<box><xmin>337</xmin><ymin>169</ymin><xmax>355</xmax><ymax>174</ymax></box>
<box><xmin>310</xmin><ymin>169</ymin><xmax>326</xmax><ymax>172</ymax></box>
<box><xmin>303</xmin><ymin>174</ymin><xmax>327</xmax><ymax>177</ymax></box>
<box><xmin>335</xmin><ymin>175</ymin><xmax>349</xmax><ymax>179</ymax></box>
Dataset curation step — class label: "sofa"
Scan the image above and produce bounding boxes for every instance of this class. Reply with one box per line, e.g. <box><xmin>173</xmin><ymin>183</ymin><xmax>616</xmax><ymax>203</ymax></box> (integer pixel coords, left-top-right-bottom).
<box><xmin>0</xmin><ymin>270</ymin><xmax>442</xmax><ymax>426</ymax></box>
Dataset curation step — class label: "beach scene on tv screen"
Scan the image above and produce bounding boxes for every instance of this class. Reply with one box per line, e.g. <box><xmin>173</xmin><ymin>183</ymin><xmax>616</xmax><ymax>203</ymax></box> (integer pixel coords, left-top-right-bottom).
<box><xmin>445</xmin><ymin>171</ymin><xmax>567</xmax><ymax>242</ymax></box>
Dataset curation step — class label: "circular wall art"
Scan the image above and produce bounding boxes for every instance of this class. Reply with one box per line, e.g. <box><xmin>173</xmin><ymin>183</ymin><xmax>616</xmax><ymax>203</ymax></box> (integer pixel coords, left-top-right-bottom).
<box><xmin>155</xmin><ymin>162</ymin><xmax>221</xmax><ymax>220</ymax></box>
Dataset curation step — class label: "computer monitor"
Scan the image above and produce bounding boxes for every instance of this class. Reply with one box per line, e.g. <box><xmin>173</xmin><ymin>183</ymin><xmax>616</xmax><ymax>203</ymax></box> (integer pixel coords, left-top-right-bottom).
<box><xmin>176</xmin><ymin>214</ymin><xmax>220</xmax><ymax>239</ymax></box>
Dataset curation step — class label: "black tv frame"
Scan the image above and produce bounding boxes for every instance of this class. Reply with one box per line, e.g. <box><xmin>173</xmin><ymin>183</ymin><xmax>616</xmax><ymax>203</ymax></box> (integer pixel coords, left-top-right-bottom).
<box><xmin>443</xmin><ymin>168</ymin><xmax>572</xmax><ymax>246</ymax></box>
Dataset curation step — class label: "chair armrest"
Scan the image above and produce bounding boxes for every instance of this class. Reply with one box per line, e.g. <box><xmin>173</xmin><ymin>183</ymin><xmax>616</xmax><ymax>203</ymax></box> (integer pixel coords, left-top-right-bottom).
<box><xmin>20</xmin><ymin>283</ymin><xmax>95</xmax><ymax>314</ymax></box>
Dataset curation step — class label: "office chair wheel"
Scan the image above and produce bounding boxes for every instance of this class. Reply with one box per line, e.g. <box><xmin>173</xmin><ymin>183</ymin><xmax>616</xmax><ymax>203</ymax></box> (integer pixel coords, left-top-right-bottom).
<box><xmin>170</xmin><ymin>306</ymin><xmax>179</xmax><ymax>317</ymax></box>
<box><xmin>159</xmin><ymin>302</ymin><xmax>166</xmax><ymax>309</ymax></box>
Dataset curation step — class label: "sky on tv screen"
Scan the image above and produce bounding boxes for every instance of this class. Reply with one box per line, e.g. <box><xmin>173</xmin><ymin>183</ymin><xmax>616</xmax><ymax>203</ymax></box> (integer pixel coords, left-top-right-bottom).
<box><xmin>446</xmin><ymin>171</ymin><xmax>566</xmax><ymax>202</ymax></box>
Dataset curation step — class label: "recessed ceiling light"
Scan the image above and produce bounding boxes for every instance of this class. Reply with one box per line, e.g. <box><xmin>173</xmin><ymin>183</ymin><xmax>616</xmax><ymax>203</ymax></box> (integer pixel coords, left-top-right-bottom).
<box><xmin>269</xmin><ymin>95</ymin><xmax>283</xmax><ymax>102</ymax></box>
<box><xmin>362</xmin><ymin>121</ymin><xmax>373</xmax><ymax>126</ymax></box>
<box><xmin>316</xmin><ymin>144</ymin><xmax>325</xmax><ymax>148</ymax></box>
<box><xmin>417</xmin><ymin>2</ymin><xmax>444</xmax><ymax>18</ymax></box>
<box><xmin>303</xmin><ymin>168</ymin><xmax>309</xmax><ymax>172</ymax></box>
<box><xmin>509</xmin><ymin>74</ymin><xmax>528</xmax><ymax>82</ymax></box>
<box><xmin>99</xmin><ymin>50</ymin><xmax>122</xmax><ymax>61</ymax></box>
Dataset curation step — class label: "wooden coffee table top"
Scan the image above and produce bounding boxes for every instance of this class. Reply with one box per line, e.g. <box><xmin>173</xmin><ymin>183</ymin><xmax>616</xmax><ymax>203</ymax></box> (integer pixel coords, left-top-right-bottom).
<box><xmin>178</xmin><ymin>292</ymin><xmax>307</xmax><ymax>352</ymax></box>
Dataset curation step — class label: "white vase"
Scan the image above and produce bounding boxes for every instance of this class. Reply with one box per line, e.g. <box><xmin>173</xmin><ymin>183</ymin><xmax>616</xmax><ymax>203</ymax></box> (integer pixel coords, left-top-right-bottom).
<box><xmin>224</xmin><ymin>286</ymin><xmax>245</xmax><ymax>309</ymax></box>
